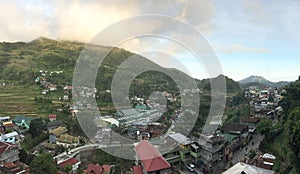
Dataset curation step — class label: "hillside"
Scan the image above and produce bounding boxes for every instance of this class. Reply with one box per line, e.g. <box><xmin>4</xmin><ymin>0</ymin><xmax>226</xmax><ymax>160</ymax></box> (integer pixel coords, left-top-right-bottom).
<box><xmin>239</xmin><ymin>75</ymin><xmax>291</xmax><ymax>88</ymax></box>
<box><xmin>0</xmin><ymin>37</ymin><xmax>242</xmax><ymax>117</ymax></box>
<box><xmin>258</xmin><ymin>76</ymin><xmax>300</xmax><ymax>173</ymax></box>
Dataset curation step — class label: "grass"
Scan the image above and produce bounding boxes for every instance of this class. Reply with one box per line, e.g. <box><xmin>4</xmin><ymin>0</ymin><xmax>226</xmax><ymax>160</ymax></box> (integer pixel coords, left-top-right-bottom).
<box><xmin>0</xmin><ymin>85</ymin><xmax>40</xmax><ymax>116</ymax></box>
<box><xmin>0</xmin><ymin>85</ymin><xmax>60</xmax><ymax>118</ymax></box>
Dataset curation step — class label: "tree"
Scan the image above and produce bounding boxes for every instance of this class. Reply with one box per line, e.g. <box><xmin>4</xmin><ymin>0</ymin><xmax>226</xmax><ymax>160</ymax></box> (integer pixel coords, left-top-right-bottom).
<box><xmin>64</xmin><ymin>163</ymin><xmax>72</xmax><ymax>173</ymax></box>
<box><xmin>29</xmin><ymin>118</ymin><xmax>46</xmax><ymax>138</ymax></box>
<box><xmin>285</xmin><ymin>107</ymin><xmax>300</xmax><ymax>171</ymax></box>
<box><xmin>257</xmin><ymin>119</ymin><xmax>272</xmax><ymax>139</ymax></box>
<box><xmin>30</xmin><ymin>153</ymin><xmax>57</xmax><ymax>174</ymax></box>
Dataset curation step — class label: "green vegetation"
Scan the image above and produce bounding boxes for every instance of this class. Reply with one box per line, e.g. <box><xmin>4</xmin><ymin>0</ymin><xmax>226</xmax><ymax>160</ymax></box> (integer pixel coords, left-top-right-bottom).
<box><xmin>258</xmin><ymin>76</ymin><xmax>300</xmax><ymax>173</ymax></box>
<box><xmin>30</xmin><ymin>153</ymin><xmax>58</xmax><ymax>174</ymax></box>
<box><xmin>28</xmin><ymin>118</ymin><xmax>46</xmax><ymax>138</ymax></box>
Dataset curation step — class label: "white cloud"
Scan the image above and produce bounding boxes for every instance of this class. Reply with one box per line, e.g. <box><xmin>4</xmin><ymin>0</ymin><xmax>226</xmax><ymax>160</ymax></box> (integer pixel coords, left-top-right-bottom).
<box><xmin>214</xmin><ymin>43</ymin><xmax>270</xmax><ymax>54</ymax></box>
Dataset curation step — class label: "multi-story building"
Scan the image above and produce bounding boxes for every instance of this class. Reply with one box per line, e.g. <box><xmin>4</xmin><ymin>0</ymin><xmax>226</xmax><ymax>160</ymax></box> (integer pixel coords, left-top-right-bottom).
<box><xmin>0</xmin><ymin>142</ymin><xmax>19</xmax><ymax>165</ymax></box>
<box><xmin>198</xmin><ymin>133</ymin><xmax>225</xmax><ymax>170</ymax></box>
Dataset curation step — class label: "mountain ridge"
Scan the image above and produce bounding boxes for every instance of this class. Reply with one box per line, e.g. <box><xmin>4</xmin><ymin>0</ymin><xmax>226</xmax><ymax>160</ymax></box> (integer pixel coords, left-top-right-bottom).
<box><xmin>239</xmin><ymin>75</ymin><xmax>291</xmax><ymax>88</ymax></box>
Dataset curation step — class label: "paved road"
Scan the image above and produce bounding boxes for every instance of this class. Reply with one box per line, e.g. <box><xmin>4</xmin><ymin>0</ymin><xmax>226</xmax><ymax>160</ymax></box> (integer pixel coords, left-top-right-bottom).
<box><xmin>225</xmin><ymin>133</ymin><xmax>263</xmax><ymax>169</ymax></box>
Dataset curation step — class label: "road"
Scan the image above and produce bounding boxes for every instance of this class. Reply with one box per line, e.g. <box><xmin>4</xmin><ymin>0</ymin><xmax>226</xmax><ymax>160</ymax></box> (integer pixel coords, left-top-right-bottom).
<box><xmin>225</xmin><ymin>133</ymin><xmax>263</xmax><ymax>169</ymax></box>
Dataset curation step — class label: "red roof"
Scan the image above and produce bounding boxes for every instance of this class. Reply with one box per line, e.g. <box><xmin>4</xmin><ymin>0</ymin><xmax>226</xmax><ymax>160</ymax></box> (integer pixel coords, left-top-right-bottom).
<box><xmin>133</xmin><ymin>165</ymin><xmax>143</xmax><ymax>174</ymax></box>
<box><xmin>86</xmin><ymin>163</ymin><xmax>103</xmax><ymax>174</ymax></box>
<box><xmin>4</xmin><ymin>123</ymin><xmax>14</xmax><ymax>127</ymax></box>
<box><xmin>135</xmin><ymin>140</ymin><xmax>170</xmax><ymax>172</ymax></box>
<box><xmin>102</xmin><ymin>165</ymin><xmax>112</xmax><ymax>173</ymax></box>
<box><xmin>3</xmin><ymin>162</ymin><xmax>17</xmax><ymax>169</ymax></box>
<box><xmin>49</xmin><ymin>114</ymin><xmax>57</xmax><ymax>118</ymax></box>
<box><xmin>85</xmin><ymin>163</ymin><xmax>112</xmax><ymax>174</ymax></box>
<box><xmin>59</xmin><ymin>158</ymin><xmax>79</xmax><ymax>167</ymax></box>
<box><xmin>0</xmin><ymin>141</ymin><xmax>17</xmax><ymax>155</ymax></box>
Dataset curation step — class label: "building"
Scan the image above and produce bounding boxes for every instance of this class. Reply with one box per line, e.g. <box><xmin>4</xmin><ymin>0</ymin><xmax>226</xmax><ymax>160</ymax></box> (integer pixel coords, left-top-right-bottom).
<box><xmin>57</xmin><ymin>134</ymin><xmax>79</xmax><ymax>148</ymax></box>
<box><xmin>49</xmin><ymin>126</ymin><xmax>68</xmax><ymax>144</ymax></box>
<box><xmin>12</xmin><ymin>116</ymin><xmax>33</xmax><ymax>130</ymax></box>
<box><xmin>0</xmin><ymin>116</ymin><xmax>11</xmax><ymax>123</ymax></box>
<box><xmin>0</xmin><ymin>161</ymin><xmax>30</xmax><ymax>174</ymax></box>
<box><xmin>0</xmin><ymin>131</ymin><xmax>19</xmax><ymax>144</ymax></box>
<box><xmin>0</xmin><ymin>142</ymin><xmax>19</xmax><ymax>165</ymax></box>
<box><xmin>49</xmin><ymin>114</ymin><xmax>57</xmax><ymax>122</ymax></box>
<box><xmin>135</xmin><ymin>140</ymin><xmax>171</xmax><ymax>173</ymax></box>
<box><xmin>221</xmin><ymin>123</ymin><xmax>249</xmax><ymax>141</ymax></box>
<box><xmin>240</xmin><ymin>117</ymin><xmax>261</xmax><ymax>133</ymax></box>
<box><xmin>198</xmin><ymin>133</ymin><xmax>225</xmax><ymax>171</ymax></box>
<box><xmin>223</xmin><ymin>134</ymin><xmax>240</xmax><ymax>161</ymax></box>
<box><xmin>132</xmin><ymin>165</ymin><xmax>144</xmax><ymax>174</ymax></box>
<box><xmin>222</xmin><ymin>162</ymin><xmax>275</xmax><ymax>174</ymax></box>
<box><xmin>168</xmin><ymin>133</ymin><xmax>201</xmax><ymax>163</ymax></box>
<box><xmin>84</xmin><ymin>163</ymin><xmax>112</xmax><ymax>174</ymax></box>
<box><xmin>58</xmin><ymin>157</ymin><xmax>81</xmax><ymax>174</ymax></box>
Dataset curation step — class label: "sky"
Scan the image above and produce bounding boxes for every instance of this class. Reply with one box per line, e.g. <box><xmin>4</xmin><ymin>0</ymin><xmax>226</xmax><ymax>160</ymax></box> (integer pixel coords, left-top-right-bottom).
<box><xmin>0</xmin><ymin>0</ymin><xmax>300</xmax><ymax>82</ymax></box>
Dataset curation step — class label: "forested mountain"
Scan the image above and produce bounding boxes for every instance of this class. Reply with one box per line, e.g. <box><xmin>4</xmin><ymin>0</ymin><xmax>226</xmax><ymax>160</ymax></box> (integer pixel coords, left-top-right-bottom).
<box><xmin>258</xmin><ymin>76</ymin><xmax>300</xmax><ymax>173</ymax></box>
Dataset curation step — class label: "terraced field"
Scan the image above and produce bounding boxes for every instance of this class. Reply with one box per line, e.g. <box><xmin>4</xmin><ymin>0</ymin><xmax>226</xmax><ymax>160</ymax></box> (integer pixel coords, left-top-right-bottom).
<box><xmin>0</xmin><ymin>85</ymin><xmax>43</xmax><ymax>117</ymax></box>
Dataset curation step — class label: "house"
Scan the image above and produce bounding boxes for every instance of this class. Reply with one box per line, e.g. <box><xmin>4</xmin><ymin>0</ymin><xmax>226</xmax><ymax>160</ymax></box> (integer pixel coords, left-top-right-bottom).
<box><xmin>221</xmin><ymin>123</ymin><xmax>249</xmax><ymax>140</ymax></box>
<box><xmin>13</xmin><ymin>116</ymin><xmax>33</xmax><ymax>130</ymax></box>
<box><xmin>49</xmin><ymin>126</ymin><xmax>68</xmax><ymax>144</ymax></box>
<box><xmin>0</xmin><ymin>161</ymin><xmax>30</xmax><ymax>174</ymax></box>
<box><xmin>3</xmin><ymin>122</ymin><xmax>15</xmax><ymax>132</ymax></box>
<box><xmin>255</xmin><ymin>153</ymin><xmax>276</xmax><ymax>171</ymax></box>
<box><xmin>47</xmin><ymin>120</ymin><xmax>64</xmax><ymax>131</ymax></box>
<box><xmin>168</xmin><ymin>133</ymin><xmax>201</xmax><ymax>163</ymax></box>
<box><xmin>135</xmin><ymin>140</ymin><xmax>171</xmax><ymax>173</ymax></box>
<box><xmin>49</xmin><ymin>114</ymin><xmax>57</xmax><ymax>122</ymax></box>
<box><xmin>84</xmin><ymin>163</ymin><xmax>112</xmax><ymax>174</ymax></box>
<box><xmin>58</xmin><ymin>157</ymin><xmax>81</xmax><ymax>174</ymax></box>
<box><xmin>57</xmin><ymin>134</ymin><xmax>79</xmax><ymax>148</ymax></box>
<box><xmin>0</xmin><ymin>116</ymin><xmax>11</xmax><ymax>123</ymax></box>
<box><xmin>222</xmin><ymin>162</ymin><xmax>275</xmax><ymax>174</ymax></box>
<box><xmin>0</xmin><ymin>131</ymin><xmax>19</xmax><ymax>144</ymax></box>
<box><xmin>0</xmin><ymin>142</ymin><xmax>19</xmax><ymax>165</ymax></box>
<box><xmin>240</xmin><ymin>117</ymin><xmax>261</xmax><ymax>133</ymax></box>
<box><xmin>223</xmin><ymin>134</ymin><xmax>240</xmax><ymax>161</ymax></box>
<box><xmin>132</xmin><ymin>165</ymin><xmax>143</xmax><ymax>174</ymax></box>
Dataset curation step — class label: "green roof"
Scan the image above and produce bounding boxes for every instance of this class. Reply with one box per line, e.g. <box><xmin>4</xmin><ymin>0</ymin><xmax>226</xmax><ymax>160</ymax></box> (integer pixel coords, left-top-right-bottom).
<box><xmin>223</xmin><ymin>134</ymin><xmax>238</xmax><ymax>142</ymax></box>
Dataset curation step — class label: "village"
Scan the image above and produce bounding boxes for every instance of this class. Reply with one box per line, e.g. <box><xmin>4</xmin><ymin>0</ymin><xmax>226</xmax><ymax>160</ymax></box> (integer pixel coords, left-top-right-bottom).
<box><xmin>0</xmin><ymin>70</ymin><xmax>285</xmax><ymax>174</ymax></box>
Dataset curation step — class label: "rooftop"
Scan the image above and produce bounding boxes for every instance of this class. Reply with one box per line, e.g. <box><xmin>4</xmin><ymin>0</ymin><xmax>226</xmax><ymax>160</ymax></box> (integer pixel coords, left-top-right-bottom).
<box><xmin>135</xmin><ymin>140</ymin><xmax>171</xmax><ymax>172</ymax></box>
<box><xmin>168</xmin><ymin>133</ymin><xmax>193</xmax><ymax>145</ymax></box>
<box><xmin>59</xmin><ymin>157</ymin><xmax>80</xmax><ymax>167</ymax></box>
<box><xmin>222</xmin><ymin>162</ymin><xmax>275</xmax><ymax>174</ymax></box>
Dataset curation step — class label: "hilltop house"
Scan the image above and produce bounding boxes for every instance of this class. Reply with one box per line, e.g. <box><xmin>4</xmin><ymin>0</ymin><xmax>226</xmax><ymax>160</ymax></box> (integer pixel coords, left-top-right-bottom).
<box><xmin>0</xmin><ymin>142</ymin><xmax>19</xmax><ymax>165</ymax></box>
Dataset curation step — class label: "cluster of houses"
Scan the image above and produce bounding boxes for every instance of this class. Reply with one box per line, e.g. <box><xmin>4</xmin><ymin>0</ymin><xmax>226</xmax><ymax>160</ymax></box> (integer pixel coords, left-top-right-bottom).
<box><xmin>245</xmin><ymin>86</ymin><xmax>283</xmax><ymax>117</ymax></box>
<box><xmin>0</xmin><ymin>115</ymin><xmax>35</xmax><ymax>173</ymax></box>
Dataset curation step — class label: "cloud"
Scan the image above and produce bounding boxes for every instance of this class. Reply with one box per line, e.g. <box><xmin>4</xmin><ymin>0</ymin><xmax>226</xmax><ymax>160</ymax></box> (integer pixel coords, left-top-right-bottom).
<box><xmin>215</xmin><ymin>43</ymin><xmax>270</xmax><ymax>54</ymax></box>
<box><xmin>0</xmin><ymin>0</ymin><xmax>215</xmax><ymax>43</ymax></box>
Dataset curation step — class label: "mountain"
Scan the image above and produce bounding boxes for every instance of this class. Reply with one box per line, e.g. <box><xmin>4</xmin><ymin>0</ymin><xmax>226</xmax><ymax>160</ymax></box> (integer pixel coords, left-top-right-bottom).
<box><xmin>199</xmin><ymin>75</ymin><xmax>242</xmax><ymax>94</ymax></box>
<box><xmin>239</xmin><ymin>75</ymin><xmax>291</xmax><ymax>88</ymax></box>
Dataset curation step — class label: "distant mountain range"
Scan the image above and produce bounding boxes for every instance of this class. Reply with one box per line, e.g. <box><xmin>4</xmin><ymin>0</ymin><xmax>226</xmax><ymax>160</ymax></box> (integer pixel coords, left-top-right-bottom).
<box><xmin>239</xmin><ymin>75</ymin><xmax>291</xmax><ymax>88</ymax></box>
